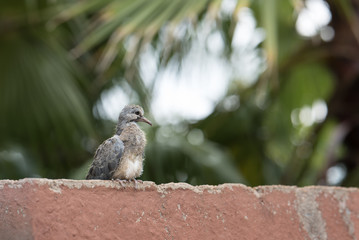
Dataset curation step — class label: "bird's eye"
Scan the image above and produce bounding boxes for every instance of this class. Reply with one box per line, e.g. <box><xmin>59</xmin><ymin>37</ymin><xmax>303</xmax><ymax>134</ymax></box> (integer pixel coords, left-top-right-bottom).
<box><xmin>135</xmin><ymin>111</ymin><xmax>140</xmax><ymax>115</ymax></box>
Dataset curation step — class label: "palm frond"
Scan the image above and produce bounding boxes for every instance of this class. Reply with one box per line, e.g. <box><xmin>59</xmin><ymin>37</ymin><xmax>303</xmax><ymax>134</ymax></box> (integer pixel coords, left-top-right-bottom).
<box><xmin>50</xmin><ymin>0</ymin><xmax>215</xmax><ymax>78</ymax></box>
<box><xmin>0</xmin><ymin>28</ymin><xmax>94</xmax><ymax>176</ymax></box>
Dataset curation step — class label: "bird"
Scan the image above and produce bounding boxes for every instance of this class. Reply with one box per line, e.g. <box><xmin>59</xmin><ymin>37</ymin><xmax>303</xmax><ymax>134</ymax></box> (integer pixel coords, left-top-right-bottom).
<box><xmin>86</xmin><ymin>104</ymin><xmax>152</xmax><ymax>186</ymax></box>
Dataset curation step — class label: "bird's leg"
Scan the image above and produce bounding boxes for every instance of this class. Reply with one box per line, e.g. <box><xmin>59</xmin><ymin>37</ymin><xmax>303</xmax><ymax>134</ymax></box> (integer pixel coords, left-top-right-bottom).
<box><xmin>112</xmin><ymin>178</ymin><xmax>128</xmax><ymax>187</ymax></box>
<box><xmin>131</xmin><ymin>179</ymin><xmax>143</xmax><ymax>189</ymax></box>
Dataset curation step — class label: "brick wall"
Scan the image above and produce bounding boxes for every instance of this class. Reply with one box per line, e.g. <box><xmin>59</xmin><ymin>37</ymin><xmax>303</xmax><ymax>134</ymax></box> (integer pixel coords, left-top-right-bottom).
<box><xmin>1</xmin><ymin>179</ymin><xmax>358</xmax><ymax>240</ymax></box>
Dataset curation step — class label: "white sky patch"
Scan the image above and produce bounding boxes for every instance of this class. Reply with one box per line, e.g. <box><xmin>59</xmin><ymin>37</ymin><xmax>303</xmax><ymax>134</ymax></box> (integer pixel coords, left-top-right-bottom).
<box><xmin>151</xmin><ymin>47</ymin><xmax>231</xmax><ymax>124</ymax></box>
<box><xmin>231</xmin><ymin>8</ymin><xmax>266</xmax><ymax>86</ymax></box>
<box><xmin>207</xmin><ymin>31</ymin><xmax>225</xmax><ymax>56</ymax></box>
<box><xmin>299</xmin><ymin>106</ymin><xmax>313</xmax><ymax>126</ymax></box>
<box><xmin>232</xmin><ymin>8</ymin><xmax>258</xmax><ymax>49</ymax></box>
<box><xmin>291</xmin><ymin>99</ymin><xmax>328</xmax><ymax>127</ymax></box>
<box><xmin>296</xmin><ymin>0</ymin><xmax>332</xmax><ymax>38</ymax></box>
<box><xmin>96</xmin><ymin>84</ymin><xmax>131</xmax><ymax>121</ymax></box>
<box><xmin>220</xmin><ymin>0</ymin><xmax>238</xmax><ymax>15</ymax></box>
<box><xmin>140</xmin><ymin>46</ymin><xmax>158</xmax><ymax>88</ymax></box>
<box><xmin>312</xmin><ymin>99</ymin><xmax>328</xmax><ymax>123</ymax></box>
<box><xmin>327</xmin><ymin>164</ymin><xmax>346</xmax><ymax>185</ymax></box>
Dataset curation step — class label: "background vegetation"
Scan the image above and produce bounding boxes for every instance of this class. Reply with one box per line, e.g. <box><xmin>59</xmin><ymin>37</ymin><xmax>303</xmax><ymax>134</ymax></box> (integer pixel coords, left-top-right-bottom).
<box><xmin>1</xmin><ymin>0</ymin><xmax>359</xmax><ymax>187</ymax></box>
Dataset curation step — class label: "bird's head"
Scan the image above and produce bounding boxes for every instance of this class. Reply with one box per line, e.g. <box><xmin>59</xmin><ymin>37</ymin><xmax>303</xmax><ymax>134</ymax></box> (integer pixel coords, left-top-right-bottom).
<box><xmin>119</xmin><ymin>105</ymin><xmax>152</xmax><ymax>126</ymax></box>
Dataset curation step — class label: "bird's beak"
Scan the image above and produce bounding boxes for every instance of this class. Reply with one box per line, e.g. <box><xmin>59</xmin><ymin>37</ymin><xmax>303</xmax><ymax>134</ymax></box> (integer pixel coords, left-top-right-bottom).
<box><xmin>137</xmin><ymin>116</ymin><xmax>152</xmax><ymax>126</ymax></box>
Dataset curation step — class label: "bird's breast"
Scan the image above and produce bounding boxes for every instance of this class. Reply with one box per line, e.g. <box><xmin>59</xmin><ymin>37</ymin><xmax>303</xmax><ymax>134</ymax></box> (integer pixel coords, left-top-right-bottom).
<box><xmin>112</xmin><ymin>123</ymin><xmax>147</xmax><ymax>180</ymax></box>
<box><xmin>124</xmin><ymin>155</ymin><xmax>143</xmax><ymax>179</ymax></box>
<box><xmin>112</xmin><ymin>153</ymin><xmax>143</xmax><ymax>179</ymax></box>
<box><xmin>120</xmin><ymin>124</ymin><xmax>146</xmax><ymax>150</ymax></box>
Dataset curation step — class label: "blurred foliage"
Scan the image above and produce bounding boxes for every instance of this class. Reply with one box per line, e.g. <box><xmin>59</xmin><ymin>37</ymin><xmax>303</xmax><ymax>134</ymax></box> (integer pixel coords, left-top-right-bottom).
<box><xmin>1</xmin><ymin>0</ymin><xmax>359</xmax><ymax>187</ymax></box>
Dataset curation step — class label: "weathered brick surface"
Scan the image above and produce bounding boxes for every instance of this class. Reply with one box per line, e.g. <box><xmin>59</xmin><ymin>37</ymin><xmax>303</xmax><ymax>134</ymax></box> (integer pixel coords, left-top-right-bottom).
<box><xmin>0</xmin><ymin>179</ymin><xmax>359</xmax><ymax>240</ymax></box>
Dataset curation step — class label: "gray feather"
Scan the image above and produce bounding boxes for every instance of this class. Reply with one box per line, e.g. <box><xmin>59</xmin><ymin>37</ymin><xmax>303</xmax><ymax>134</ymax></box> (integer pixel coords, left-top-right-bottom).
<box><xmin>86</xmin><ymin>136</ymin><xmax>124</xmax><ymax>180</ymax></box>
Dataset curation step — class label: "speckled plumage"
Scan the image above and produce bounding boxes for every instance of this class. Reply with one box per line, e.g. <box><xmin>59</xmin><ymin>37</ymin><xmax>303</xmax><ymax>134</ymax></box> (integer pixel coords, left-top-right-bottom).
<box><xmin>86</xmin><ymin>105</ymin><xmax>151</xmax><ymax>180</ymax></box>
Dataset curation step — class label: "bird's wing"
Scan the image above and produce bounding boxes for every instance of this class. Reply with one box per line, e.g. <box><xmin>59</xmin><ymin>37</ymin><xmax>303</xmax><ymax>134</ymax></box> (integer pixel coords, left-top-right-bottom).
<box><xmin>86</xmin><ymin>135</ymin><xmax>124</xmax><ymax>180</ymax></box>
